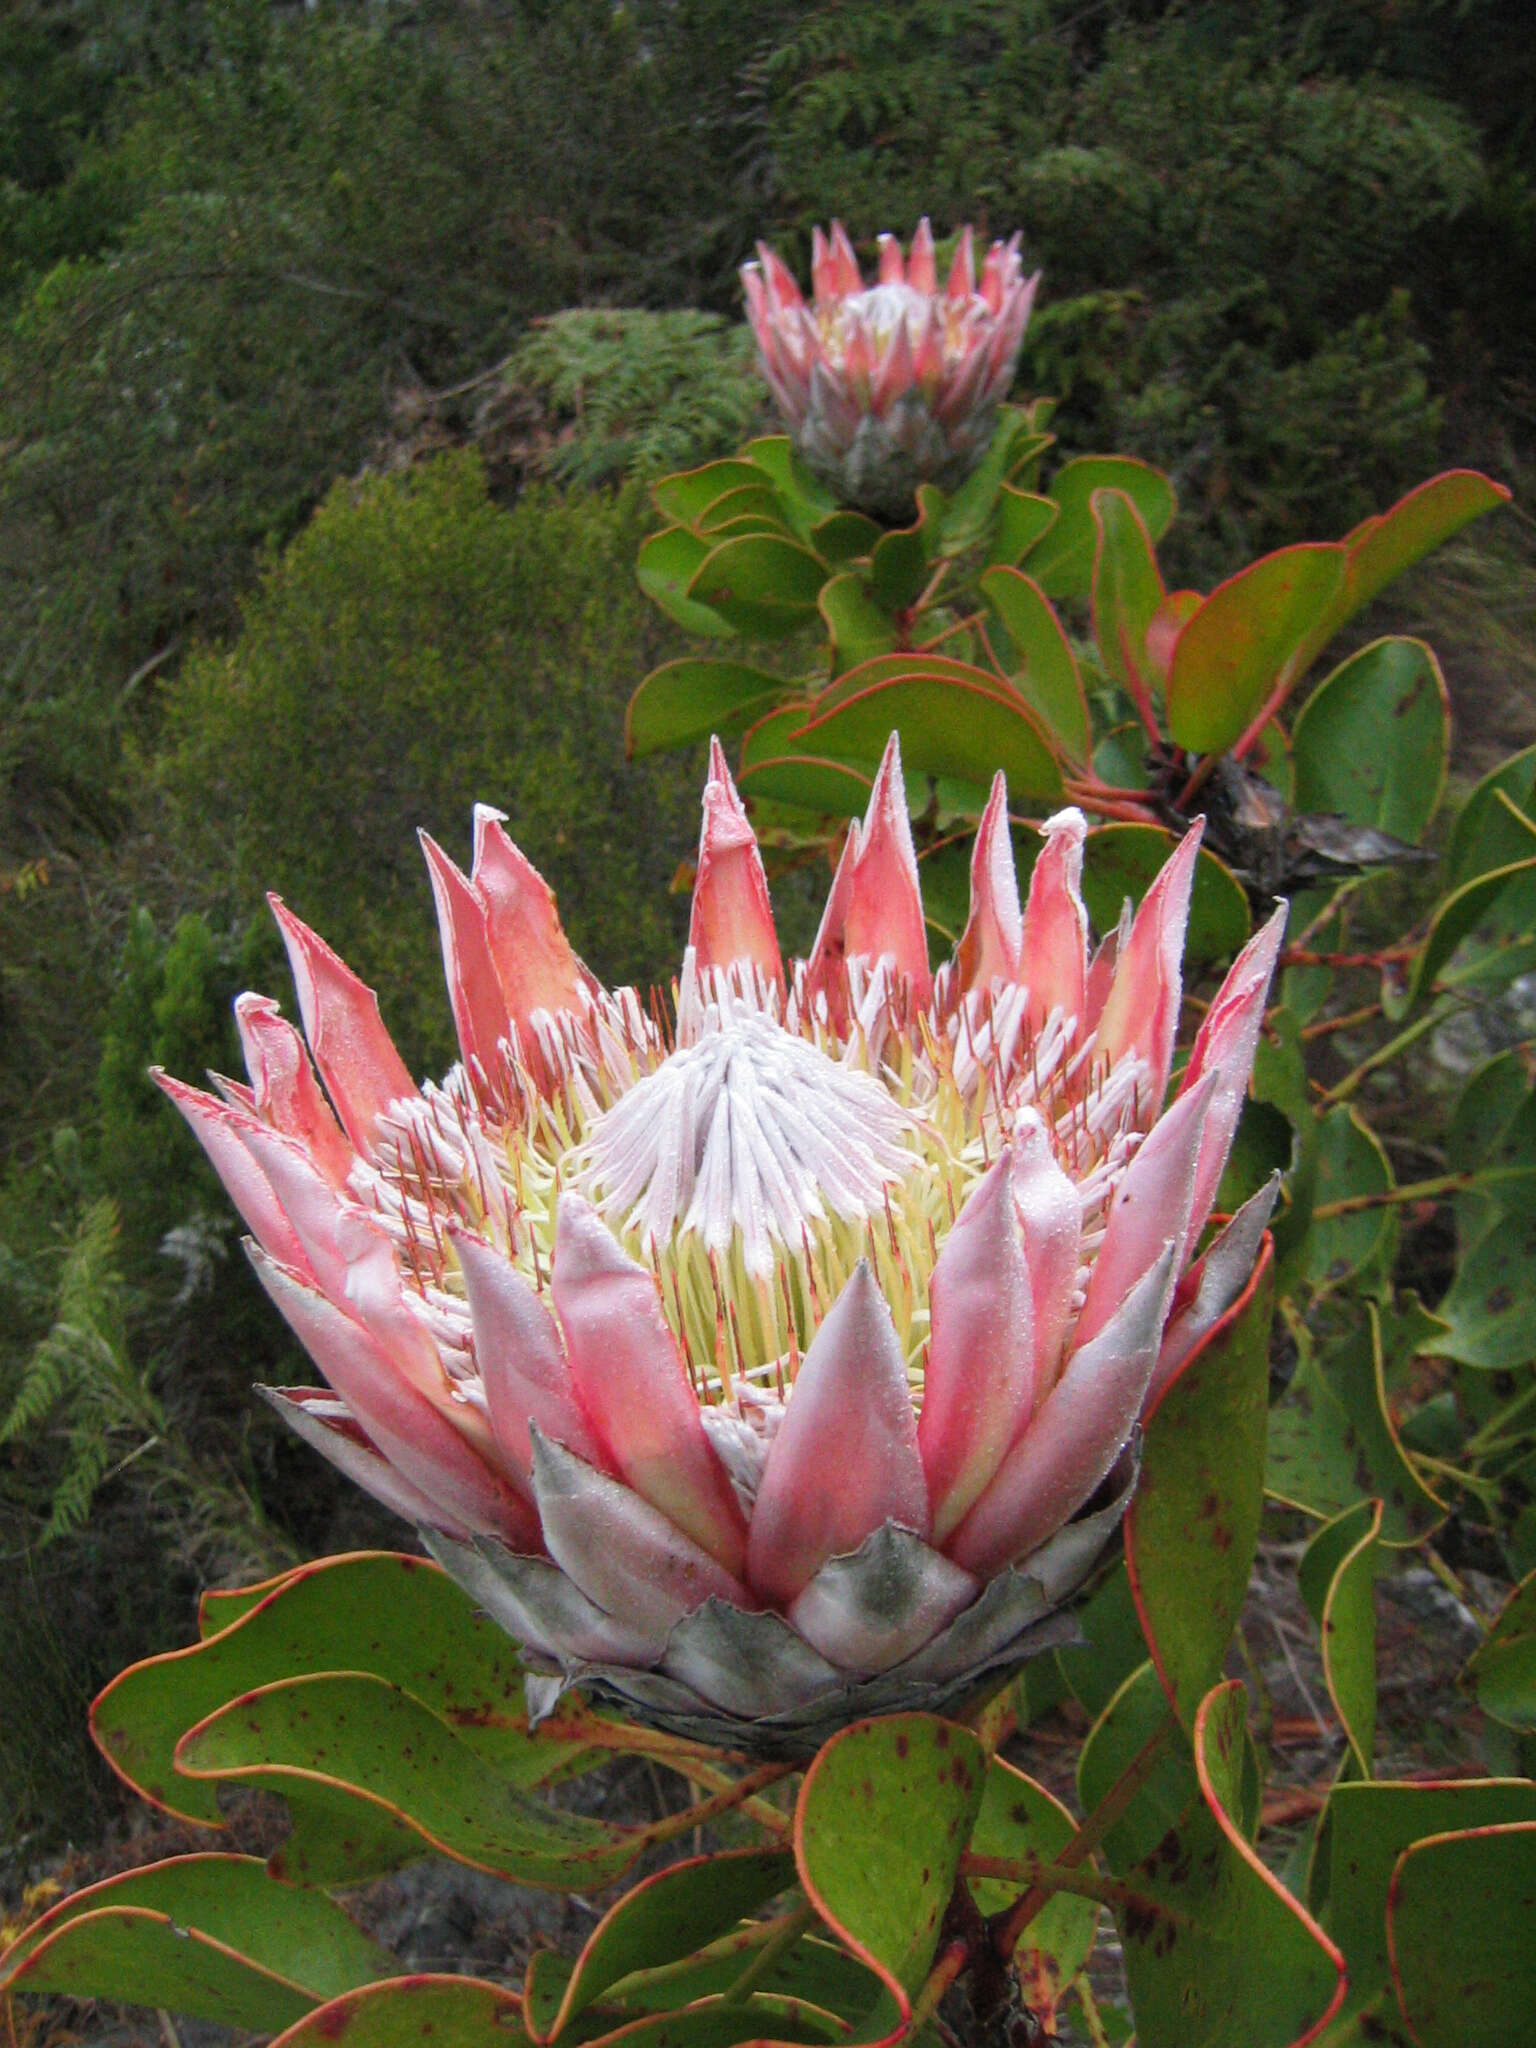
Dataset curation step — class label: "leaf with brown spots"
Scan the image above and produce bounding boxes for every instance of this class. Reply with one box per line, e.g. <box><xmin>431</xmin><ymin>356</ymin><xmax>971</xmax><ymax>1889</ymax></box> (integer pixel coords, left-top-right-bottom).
<box><xmin>1126</xmin><ymin>1244</ymin><xmax>1274</xmax><ymax>1724</ymax></box>
<box><xmin>794</xmin><ymin>1715</ymin><xmax>985</xmax><ymax>2017</ymax></box>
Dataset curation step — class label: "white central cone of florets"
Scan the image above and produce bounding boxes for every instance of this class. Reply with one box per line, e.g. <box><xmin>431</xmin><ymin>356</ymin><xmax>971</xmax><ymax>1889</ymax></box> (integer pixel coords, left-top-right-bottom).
<box><xmin>580</xmin><ymin>1006</ymin><xmax>917</xmax><ymax>1278</ymax></box>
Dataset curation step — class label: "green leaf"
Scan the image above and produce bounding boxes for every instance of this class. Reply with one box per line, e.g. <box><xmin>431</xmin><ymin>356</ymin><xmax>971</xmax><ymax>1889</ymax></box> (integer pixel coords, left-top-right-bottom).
<box><xmin>1298</xmin><ymin>1499</ymin><xmax>1383</xmax><ymax>1777</ymax></box>
<box><xmin>1126</xmin><ymin>1248</ymin><xmax>1274</xmax><ymax>1724</ymax></box>
<box><xmin>790</xmin><ymin>673</ymin><xmax>1063</xmax><ymax>803</ymax></box>
<box><xmin>794</xmin><ymin>1715</ymin><xmax>985</xmax><ymax>2011</ymax></box>
<box><xmin>1266</xmin><ymin>1308</ymin><xmax>1444</xmax><ymax>1542</ymax></box>
<box><xmin>1446</xmin><ymin>742</ymin><xmax>1536</xmax><ymax>892</ymax></box>
<box><xmin>820</xmin><ymin>572</ymin><xmax>898</xmax><ymax>673</ymax></box>
<box><xmin>1079</xmin><ymin>826</ymin><xmax>1251</xmax><ymax>969</ymax></box>
<box><xmin>1340</xmin><ymin>469</ymin><xmax>1510</xmax><ymax>621</ymax></box>
<box><xmin>744</xmin><ymin>436</ymin><xmax>839</xmax><ymax>522</ymax></box>
<box><xmin>968</xmin><ymin>1759</ymin><xmax>1098</xmax><ymax>2003</ymax></box>
<box><xmin>92</xmin><ymin>1552</ymin><xmax>582</xmax><ymax>1829</ymax></box>
<box><xmin>1304</xmin><ymin>1107</ymin><xmax>1393</xmax><ymax>1289</ymax></box>
<box><xmin>978</xmin><ymin>566</ymin><xmax>1090</xmax><ymax>760</ymax></box>
<box><xmin>810</xmin><ymin>510</ymin><xmax>883</xmax><ymax>567</ymax></box>
<box><xmin>935</xmin><ymin>408</ymin><xmax>1036</xmax><ymax>553</ymax></box>
<box><xmin>1090</xmin><ymin>488</ymin><xmax>1166</xmax><ymax>701</ymax></box>
<box><xmin>869</xmin><ymin>525</ymin><xmax>930</xmax><ymax>611</ymax></box>
<box><xmin>1291</xmin><ymin>639</ymin><xmax>1449</xmax><ymax>844</ymax></box>
<box><xmin>527</xmin><ymin>1936</ymin><xmax>880</xmax><ymax>2033</ymax></box>
<box><xmin>1054</xmin><ymin>1563</ymin><xmax>1151</xmax><ymax>1721</ymax></box>
<box><xmin>687</xmin><ymin>534</ymin><xmax>826</xmax><ymax>638</ymax></box>
<box><xmin>1392</xmin><ymin>851</ymin><xmax>1536</xmax><ymax>1016</ymax></box>
<box><xmin>0</xmin><ymin>1855</ymin><xmax>395</xmax><ymax>2031</ymax></box>
<box><xmin>697</xmin><ymin>485</ymin><xmax>790</xmax><ymax>535</ymax></box>
<box><xmin>637</xmin><ymin>528</ymin><xmax>733</xmax><ymax>637</ymax></box>
<box><xmin>529</xmin><ymin>1850</ymin><xmax>795</xmax><ymax>2041</ymax></box>
<box><xmin>1114</xmin><ymin>1684</ymin><xmax>1345</xmax><ymax>2048</ymax></box>
<box><xmin>270</xmin><ymin>1975</ymin><xmax>532</xmax><ymax>2048</ymax></box>
<box><xmin>1028</xmin><ymin>457</ymin><xmax>1175</xmax><ymax>602</ymax></box>
<box><xmin>1076</xmin><ymin>1663</ymin><xmax>1193</xmax><ymax>1873</ymax></box>
<box><xmin>174</xmin><ymin>1673</ymin><xmax>643</xmax><ymax>1890</ymax></box>
<box><xmin>737</xmin><ymin>706</ymin><xmax>875</xmax><ymax>815</ymax></box>
<box><xmin>1386</xmin><ymin>1822</ymin><xmax>1536</xmax><ymax>2048</ymax></box>
<box><xmin>1433</xmin><ymin>1208</ymin><xmax>1536</xmax><ymax>1369</ymax></box>
<box><xmin>1165</xmin><ymin>545</ymin><xmax>1349</xmax><ymax>755</ymax></box>
<box><xmin>986</xmin><ymin>486</ymin><xmax>1059</xmax><ymax>570</ymax></box>
<box><xmin>1310</xmin><ymin>1778</ymin><xmax>1536</xmax><ymax>2040</ymax></box>
<box><xmin>1463</xmin><ymin>1572</ymin><xmax>1536</xmax><ymax>1730</ymax></box>
<box><xmin>626</xmin><ymin>659</ymin><xmax>794</xmax><ymax>756</ymax></box>
<box><xmin>652</xmin><ymin>461</ymin><xmax>768</xmax><ymax>530</ymax></box>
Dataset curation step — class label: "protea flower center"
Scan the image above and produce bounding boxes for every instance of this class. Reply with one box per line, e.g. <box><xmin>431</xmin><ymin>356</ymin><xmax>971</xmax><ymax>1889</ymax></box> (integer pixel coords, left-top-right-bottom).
<box><xmin>160</xmin><ymin>732</ymin><xmax>1284</xmax><ymax>1753</ymax></box>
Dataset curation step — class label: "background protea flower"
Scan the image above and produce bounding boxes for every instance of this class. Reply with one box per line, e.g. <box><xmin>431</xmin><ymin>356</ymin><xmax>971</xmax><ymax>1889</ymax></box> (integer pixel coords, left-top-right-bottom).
<box><xmin>161</xmin><ymin>737</ymin><xmax>1282</xmax><ymax>1755</ymax></box>
<box><xmin>741</xmin><ymin>219</ymin><xmax>1039</xmax><ymax>522</ymax></box>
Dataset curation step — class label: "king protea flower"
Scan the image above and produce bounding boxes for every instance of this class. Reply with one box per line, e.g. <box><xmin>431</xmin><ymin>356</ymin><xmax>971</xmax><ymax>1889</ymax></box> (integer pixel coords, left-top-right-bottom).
<box><xmin>160</xmin><ymin>737</ymin><xmax>1281</xmax><ymax>1754</ymax></box>
<box><xmin>741</xmin><ymin>219</ymin><xmax>1039</xmax><ymax>522</ymax></box>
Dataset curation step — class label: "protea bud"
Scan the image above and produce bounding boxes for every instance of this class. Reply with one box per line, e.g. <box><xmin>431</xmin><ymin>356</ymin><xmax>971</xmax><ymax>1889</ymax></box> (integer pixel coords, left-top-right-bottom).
<box><xmin>741</xmin><ymin>219</ymin><xmax>1039</xmax><ymax>522</ymax></box>
<box><xmin>161</xmin><ymin>739</ymin><xmax>1282</xmax><ymax>1756</ymax></box>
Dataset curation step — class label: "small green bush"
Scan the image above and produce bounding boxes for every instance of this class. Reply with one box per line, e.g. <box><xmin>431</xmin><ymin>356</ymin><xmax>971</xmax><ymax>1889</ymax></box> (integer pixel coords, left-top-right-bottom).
<box><xmin>158</xmin><ymin>452</ymin><xmax>704</xmax><ymax>1076</ymax></box>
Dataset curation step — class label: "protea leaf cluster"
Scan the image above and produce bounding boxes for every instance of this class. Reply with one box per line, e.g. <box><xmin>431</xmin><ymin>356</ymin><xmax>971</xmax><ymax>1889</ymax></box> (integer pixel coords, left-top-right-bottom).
<box><xmin>741</xmin><ymin>219</ymin><xmax>1039</xmax><ymax>522</ymax></box>
<box><xmin>161</xmin><ymin>737</ymin><xmax>1281</xmax><ymax>1755</ymax></box>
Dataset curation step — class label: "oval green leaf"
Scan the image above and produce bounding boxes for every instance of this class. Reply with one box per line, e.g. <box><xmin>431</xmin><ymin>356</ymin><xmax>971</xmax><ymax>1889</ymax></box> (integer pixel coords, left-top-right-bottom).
<box><xmin>1291</xmin><ymin>638</ymin><xmax>1448</xmax><ymax>845</ymax></box>
<box><xmin>530</xmin><ymin>1849</ymin><xmax>795</xmax><ymax>2042</ymax></box>
<box><xmin>1298</xmin><ymin>1498</ymin><xmax>1383</xmax><ymax>1777</ymax></box>
<box><xmin>794</xmin><ymin>1714</ymin><xmax>985</xmax><ymax>2011</ymax></box>
<box><xmin>790</xmin><ymin>674</ymin><xmax>1063</xmax><ymax>804</ymax></box>
<box><xmin>1304</xmin><ymin>1106</ymin><xmax>1393</xmax><ymax>1289</ymax></box>
<box><xmin>1090</xmin><ymin>487</ymin><xmax>1166</xmax><ymax>702</ymax></box>
<box><xmin>1029</xmin><ymin>457</ymin><xmax>1175</xmax><ymax>602</ymax></box>
<box><xmin>869</xmin><ymin>525</ymin><xmax>930</xmax><ymax>611</ymax></box>
<box><xmin>688</xmin><ymin>533</ymin><xmax>827</xmax><ymax>638</ymax></box>
<box><xmin>1341</xmin><ymin>469</ymin><xmax>1510</xmax><ymax>621</ymax></box>
<box><xmin>1116</xmin><ymin>1684</ymin><xmax>1346</xmax><ymax>2048</ymax></box>
<box><xmin>174</xmin><ymin>1673</ymin><xmax>642</xmax><ymax>1890</ymax></box>
<box><xmin>978</xmin><ymin>566</ymin><xmax>1090</xmax><ymax>760</ymax></box>
<box><xmin>652</xmin><ymin>461</ymin><xmax>768</xmax><ymax>530</ymax></box>
<box><xmin>626</xmin><ymin>659</ymin><xmax>794</xmax><ymax>756</ymax></box>
<box><xmin>0</xmin><ymin>1854</ymin><xmax>395</xmax><ymax>2031</ymax></box>
<box><xmin>1387</xmin><ymin>1821</ymin><xmax>1536</xmax><ymax>2048</ymax></box>
<box><xmin>1463</xmin><ymin>1572</ymin><xmax>1536</xmax><ymax>1731</ymax></box>
<box><xmin>637</xmin><ymin>528</ymin><xmax>733</xmax><ymax>637</ymax></box>
<box><xmin>1266</xmin><ymin>1307</ymin><xmax>1445</xmax><ymax>1543</ymax></box>
<box><xmin>810</xmin><ymin>510</ymin><xmax>883</xmax><ymax>567</ymax></box>
<box><xmin>1166</xmin><ymin>545</ymin><xmax>1348</xmax><ymax>755</ymax></box>
<box><xmin>1126</xmin><ymin>1245</ymin><xmax>1274</xmax><ymax>1725</ymax></box>
<box><xmin>697</xmin><ymin>485</ymin><xmax>790</xmax><ymax>535</ymax></box>
<box><xmin>819</xmin><ymin>572</ymin><xmax>898</xmax><ymax>674</ymax></box>
<box><xmin>271</xmin><ymin>1975</ymin><xmax>531</xmax><ymax>2048</ymax></box>
<box><xmin>1310</xmin><ymin>1777</ymin><xmax>1536</xmax><ymax>2036</ymax></box>
<box><xmin>745</xmin><ymin>437</ymin><xmax>838</xmax><ymax>521</ymax></box>
<box><xmin>987</xmin><ymin>485</ymin><xmax>1059</xmax><ymax>570</ymax></box>
<box><xmin>91</xmin><ymin>1553</ymin><xmax>580</xmax><ymax>1828</ymax></box>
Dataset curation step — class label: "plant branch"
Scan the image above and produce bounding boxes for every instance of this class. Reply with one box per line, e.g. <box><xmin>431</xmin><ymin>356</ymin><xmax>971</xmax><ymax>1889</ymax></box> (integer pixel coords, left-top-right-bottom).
<box><xmin>1320</xmin><ymin>1002</ymin><xmax>1452</xmax><ymax>1104</ymax></box>
<box><xmin>637</xmin><ymin>1761</ymin><xmax>797</xmax><ymax>1847</ymax></box>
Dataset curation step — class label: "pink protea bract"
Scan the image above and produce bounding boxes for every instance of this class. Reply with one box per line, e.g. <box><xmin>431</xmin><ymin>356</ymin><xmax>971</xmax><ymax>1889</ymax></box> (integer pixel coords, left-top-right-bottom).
<box><xmin>161</xmin><ymin>735</ymin><xmax>1283</xmax><ymax>1754</ymax></box>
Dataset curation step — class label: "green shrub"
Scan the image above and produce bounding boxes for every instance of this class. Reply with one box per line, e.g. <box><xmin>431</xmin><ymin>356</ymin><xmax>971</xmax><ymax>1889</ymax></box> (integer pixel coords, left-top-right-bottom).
<box><xmin>158</xmin><ymin>453</ymin><xmax>704</xmax><ymax>1076</ymax></box>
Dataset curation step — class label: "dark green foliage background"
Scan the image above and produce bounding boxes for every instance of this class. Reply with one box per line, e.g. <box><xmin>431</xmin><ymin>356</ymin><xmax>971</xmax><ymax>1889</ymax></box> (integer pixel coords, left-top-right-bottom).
<box><xmin>1</xmin><ymin>0</ymin><xmax>1532</xmax><ymax>1845</ymax></box>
